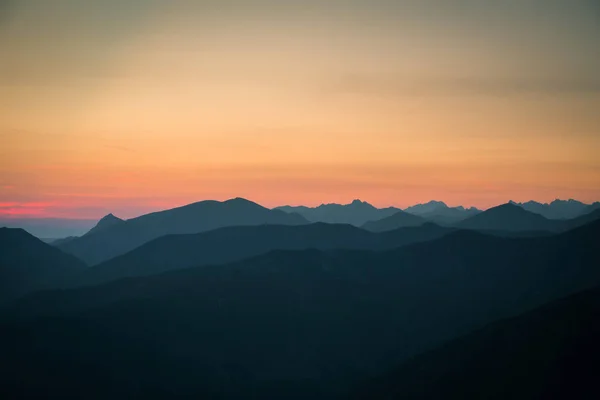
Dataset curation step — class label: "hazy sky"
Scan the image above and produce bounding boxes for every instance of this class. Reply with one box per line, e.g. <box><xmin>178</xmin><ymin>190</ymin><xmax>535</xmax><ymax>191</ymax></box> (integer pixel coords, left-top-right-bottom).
<box><xmin>1</xmin><ymin>0</ymin><xmax>599</xmax><ymax>219</ymax></box>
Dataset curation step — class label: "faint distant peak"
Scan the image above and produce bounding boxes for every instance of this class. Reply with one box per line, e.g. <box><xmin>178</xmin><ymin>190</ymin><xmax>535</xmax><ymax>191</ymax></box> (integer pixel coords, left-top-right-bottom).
<box><xmin>417</xmin><ymin>200</ymin><xmax>447</xmax><ymax>207</ymax></box>
<box><xmin>405</xmin><ymin>200</ymin><xmax>449</xmax><ymax>214</ymax></box>
<box><xmin>550</xmin><ymin>198</ymin><xmax>583</xmax><ymax>205</ymax></box>
<box><xmin>429</xmin><ymin>200</ymin><xmax>447</xmax><ymax>206</ymax></box>
<box><xmin>350</xmin><ymin>199</ymin><xmax>374</xmax><ymax>207</ymax></box>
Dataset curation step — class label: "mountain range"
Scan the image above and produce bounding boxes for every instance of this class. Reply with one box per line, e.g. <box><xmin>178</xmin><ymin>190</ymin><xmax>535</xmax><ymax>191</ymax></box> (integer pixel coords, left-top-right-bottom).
<box><xmin>69</xmin><ymin>222</ymin><xmax>451</xmax><ymax>287</ymax></box>
<box><xmin>511</xmin><ymin>199</ymin><xmax>600</xmax><ymax>220</ymax></box>
<box><xmin>4</xmin><ymin>219</ymin><xmax>599</xmax><ymax>398</ymax></box>
<box><xmin>48</xmin><ymin>199</ymin><xmax>600</xmax><ymax>268</ymax></box>
<box><xmin>64</xmin><ymin>204</ymin><xmax>600</xmax><ymax>288</ymax></box>
<box><xmin>403</xmin><ymin>201</ymin><xmax>481</xmax><ymax>224</ymax></box>
<box><xmin>1</xmin><ymin>195</ymin><xmax>599</xmax><ymax>398</ymax></box>
<box><xmin>275</xmin><ymin>198</ymin><xmax>599</xmax><ymax>228</ymax></box>
<box><xmin>5</xmin><ymin>201</ymin><xmax>599</xmax><ymax>299</ymax></box>
<box><xmin>3</xmin><ymin>198</ymin><xmax>597</xmax><ymax>240</ymax></box>
<box><xmin>275</xmin><ymin>200</ymin><xmax>401</xmax><ymax>226</ymax></box>
<box><xmin>57</xmin><ymin>198</ymin><xmax>308</xmax><ymax>265</ymax></box>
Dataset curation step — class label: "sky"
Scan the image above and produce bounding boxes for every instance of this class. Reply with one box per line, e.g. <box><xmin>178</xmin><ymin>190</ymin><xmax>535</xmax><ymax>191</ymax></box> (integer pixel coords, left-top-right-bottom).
<box><xmin>1</xmin><ymin>0</ymin><xmax>600</xmax><ymax>219</ymax></box>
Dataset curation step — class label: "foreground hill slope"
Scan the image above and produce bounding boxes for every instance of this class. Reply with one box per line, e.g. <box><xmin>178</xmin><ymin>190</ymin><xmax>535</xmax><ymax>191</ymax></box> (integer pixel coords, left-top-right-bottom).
<box><xmin>349</xmin><ymin>285</ymin><xmax>600</xmax><ymax>400</ymax></box>
<box><xmin>0</xmin><ymin>228</ymin><xmax>86</xmax><ymax>304</ymax></box>
<box><xmin>57</xmin><ymin>198</ymin><xmax>308</xmax><ymax>265</ymax></box>
<box><xmin>5</xmin><ymin>220</ymin><xmax>599</xmax><ymax>398</ymax></box>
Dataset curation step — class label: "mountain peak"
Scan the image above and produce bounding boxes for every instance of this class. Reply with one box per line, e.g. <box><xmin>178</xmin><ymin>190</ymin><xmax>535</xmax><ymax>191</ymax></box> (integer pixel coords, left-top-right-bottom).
<box><xmin>550</xmin><ymin>198</ymin><xmax>582</xmax><ymax>205</ymax></box>
<box><xmin>224</xmin><ymin>197</ymin><xmax>260</xmax><ymax>207</ymax></box>
<box><xmin>427</xmin><ymin>200</ymin><xmax>448</xmax><ymax>207</ymax></box>
<box><xmin>458</xmin><ymin>202</ymin><xmax>555</xmax><ymax>232</ymax></box>
<box><xmin>83</xmin><ymin>213</ymin><xmax>124</xmax><ymax>237</ymax></box>
<box><xmin>99</xmin><ymin>213</ymin><xmax>120</xmax><ymax>223</ymax></box>
<box><xmin>349</xmin><ymin>199</ymin><xmax>377</xmax><ymax>209</ymax></box>
<box><xmin>404</xmin><ymin>200</ymin><xmax>449</xmax><ymax>215</ymax></box>
<box><xmin>497</xmin><ymin>202</ymin><xmax>524</xmax><ymax>211</ymax></box>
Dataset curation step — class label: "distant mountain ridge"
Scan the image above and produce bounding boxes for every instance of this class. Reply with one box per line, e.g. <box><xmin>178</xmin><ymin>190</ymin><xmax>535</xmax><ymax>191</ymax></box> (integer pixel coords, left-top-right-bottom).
<box><xmin>403</xmin><ymin>201</ymin><xmax>481</xmax><ymax>225</ymax></box>
<box><xmin>458</xmin><ymin>202</ymin><xmax>600</xmax><ymax>232</ymax></box>
<box><xmin>57</xmin><ymin>198</ymin><xmax>309</xmax><ymax>265</ymax></box>
<box><xmin>510</xmin><ymin>199</ymin><xmax>598</xmax><ymax>219</ymax></box>
<box><xmin>275</xmin><ymin>199</ymin><xmax>401</xmax><ymax>226</ymax></box>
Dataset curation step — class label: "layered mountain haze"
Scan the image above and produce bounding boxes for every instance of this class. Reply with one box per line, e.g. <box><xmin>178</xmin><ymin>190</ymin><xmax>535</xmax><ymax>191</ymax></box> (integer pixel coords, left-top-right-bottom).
<box><xmin>57</xmin><ymin>198</ymin><xmax>308</xmax><ymax>265</ymax></box>
<box><xmin>70</xmin><ymin>223</ymin><xmax>452</xmax><ymax>287</ymax></box>
<box><xmin>3</xmin><ymin>0</ymin><xmax>600</xmax><ymax>396</ymax></box>
<box><xmin>5</xmin><ymin>220</ymin><xmax>600</xmax><ymax>398</ymax></box>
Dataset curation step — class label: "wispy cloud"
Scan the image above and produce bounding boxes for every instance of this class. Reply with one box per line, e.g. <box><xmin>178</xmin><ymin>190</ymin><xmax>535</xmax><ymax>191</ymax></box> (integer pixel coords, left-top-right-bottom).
<box><xmin>329</xmin><ymin>74</ymin><xmax>600</xmax><ymax>98</ymax></box>
<box><xmin>104</xmin><ymin>144</ymin><xmax>136</xmax><ymax>153</ymax></box>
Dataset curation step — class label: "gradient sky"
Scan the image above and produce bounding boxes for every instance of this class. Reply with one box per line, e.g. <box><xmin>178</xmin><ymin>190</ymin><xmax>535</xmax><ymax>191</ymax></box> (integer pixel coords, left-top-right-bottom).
<box><xmin>1</xmin><ymin>0</ymin><xmax>600</xmax><ymax>219</ymax></box>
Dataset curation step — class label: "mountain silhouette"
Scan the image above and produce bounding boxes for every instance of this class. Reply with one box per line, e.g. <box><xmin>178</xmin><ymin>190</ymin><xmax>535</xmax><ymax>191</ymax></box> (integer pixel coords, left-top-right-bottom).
<box><xmin>512</xmin><ymin>199</ymin><xmax>591</xmax><ymax>219</ymax></box>
<box><xmin>349</xmin><ymin>285</ymin><xmax>600</xmax><ymax>400</ymax></box>
<box><xmin>404</xmin><ymin>201</ymin><xmax>481</xmax><ymax>225</ymax></box>
<box><xmin>361</xmin><ymin>211</ymin><xmax>428</xmax><ymax>232</ymax></box>
<box><xmin>0</xmin><ymin>228</ymin><xmax>86</xmax><ymax>304</ymax></box>
<box><xmin>82</xmin><ymin>213</ymin><xmax>124</xmax><ymax>237</ymax></box>
<box><xmin>275</xmin><ymin>199</ymin><xmax>400</xmax><ymax>226</ymax></box>
<box><xmin>70</xmin><ymin>223</ymin><xmax>452</xmax><ymax>287</ymax></box>
<box><xmin>457</xmin><ymin>203</ymin><xmax>559</xmax><ymax>232</ymax></box>
<box><xmin>57</xmin><ymin>198</ymin><xmax>309</xmax><ymax>265</ymax></box>
<box><xmin>7</xmin><ymin>220</ymin><xmax>599</xmax><ymax>398</ymax></box>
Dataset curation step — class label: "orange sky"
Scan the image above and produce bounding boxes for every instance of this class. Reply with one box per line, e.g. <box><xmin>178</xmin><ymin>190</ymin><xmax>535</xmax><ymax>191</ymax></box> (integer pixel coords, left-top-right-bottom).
<box><xmin>1</xmin><ymin>1</ymin><xmax>599</xmax><ymax>219</ymax></box>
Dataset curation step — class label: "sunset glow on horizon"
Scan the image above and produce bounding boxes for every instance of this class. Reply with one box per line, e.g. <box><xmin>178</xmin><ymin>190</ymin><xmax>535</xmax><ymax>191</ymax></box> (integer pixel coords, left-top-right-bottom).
<box><xmin>2</xmin><ymin>0</ymin><xmax>599</xmax><ymax>219</ymax></box>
